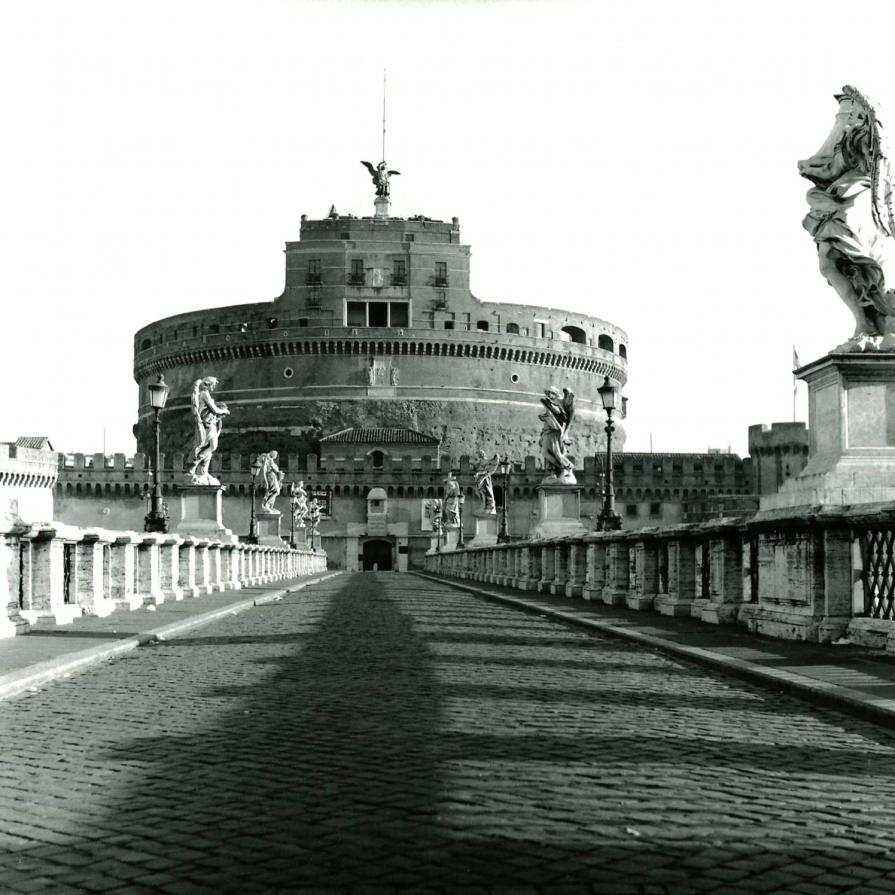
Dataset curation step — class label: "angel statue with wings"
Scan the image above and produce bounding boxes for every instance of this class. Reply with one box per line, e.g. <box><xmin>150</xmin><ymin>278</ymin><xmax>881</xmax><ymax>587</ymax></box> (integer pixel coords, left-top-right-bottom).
<box><xmin>539</xmin><ymin>385</ymin><xmax>576</xmax><ymax>484</ymax></box>
<box><xmin>361</xmin><ymin>160</ymin><xmax>400</xmax><ymax>198</ymax></box>
<box><xmin>186</xmin><ymin>376</ymin><xmax>229</xmax><ymax>486</ymax></box>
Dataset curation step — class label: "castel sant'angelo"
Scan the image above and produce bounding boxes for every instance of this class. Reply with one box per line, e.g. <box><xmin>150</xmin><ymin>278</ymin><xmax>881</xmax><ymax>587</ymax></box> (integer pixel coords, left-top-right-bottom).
<box><xmin>54</xmin><ymin>161</ymin><xmax>792</xmax><ymax>571</ymax></box>
<box><xmin>132</xmin><ymin>167</ymin><xmax>628</xmax><ymax>464</ymax></box>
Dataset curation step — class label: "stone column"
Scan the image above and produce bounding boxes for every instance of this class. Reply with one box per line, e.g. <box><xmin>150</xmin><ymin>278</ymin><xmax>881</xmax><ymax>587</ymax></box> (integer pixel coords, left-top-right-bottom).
<box><xmin>160</xmin><ymin>536</ymin><xmax>184</xmax><ymax>601</ymax></box>
<box><xmin>0</xmin><ymin>534</ymin><xmax>29</xmax><ymax>637</ymax></box>
<box><xmin>110</xmin><ymin>535</ymin><xmax>142</xmax><ymax>611</ymax></box>
<box><xmin>538</xmin><ymin>544</ymin><xmax>556</xmax><ymax>593</ymax></box>
<box><xmin>582</xmin><ymin>539</ymin><xmax>606</xmax><ymax>601</ymax></box>
<box><xmin>77</xmin><ymin>533</ymin><xmax>116</xmax><ymax>617</ymax></box>
<box><xmin>565</xmin><ymin>541</ymin><xmax>587</xmax><ymax>598</ymax></box>
<box><xmin>627</xmin><ymin>536</ymin><xmax>659</xmax><ymax>611</ymax></box>
<box><xmin>694</xmin><ymin>528</ymin><xmax>743</xmax><ymax>624</ymax></box>
<box><xmin>603</xmin><ymin>537</ymin><xmax>630</xmax><ymax>605</ymax></box>
<box><xmin>179</xmin><ymin>537</ymin><xmax>200</xmax><ymax>598</ymax></box>
<box><xmin>550</xmin><ymin>543</ymin><xmax>568</xmax><ymax>595</ymax></box>
<box><xmin>137</xmin><ymin>535</ymin><xmax>164</xmax><ymax>606</ymax></box>
<box><xmin>22</xmin><ymin>529</ymin><xmax>80</xmax><ymax>626</ymax></box>
<box><xmin>655</xmin><ymin>536</ymin><xmax>697</xmax><ymax>617</ymax></box>
<box><xmin>206</xmin><ymin>543</ymin><xmax>223</xmax><ymax>593</ymax></box>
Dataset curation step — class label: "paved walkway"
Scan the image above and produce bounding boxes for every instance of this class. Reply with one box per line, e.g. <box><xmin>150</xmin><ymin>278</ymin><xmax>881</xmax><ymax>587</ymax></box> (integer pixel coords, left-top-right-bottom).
<box><xmin>0</xmin><ymin>573</ymin><xmax>340</xmax><ymax>700</ymax></box>
<box><xmin>415</xmin><ymin>573</ymin><xmax>895</xmax><ymax>727</ymax></box>
<box><xmin>3</xmin><ymin>572</ymin><xmax>895</xmax><ymax>892</ymax></box>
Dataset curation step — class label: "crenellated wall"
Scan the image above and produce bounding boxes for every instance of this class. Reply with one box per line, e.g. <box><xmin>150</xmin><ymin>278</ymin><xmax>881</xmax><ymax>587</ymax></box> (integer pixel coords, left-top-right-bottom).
<box><xmin>54</xmin><ymin>448</ymin><xmax>753</xmax><ymax>569</ymax></box>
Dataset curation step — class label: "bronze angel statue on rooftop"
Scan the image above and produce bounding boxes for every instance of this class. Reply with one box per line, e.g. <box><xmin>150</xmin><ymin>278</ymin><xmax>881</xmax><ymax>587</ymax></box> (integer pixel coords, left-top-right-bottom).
<box><xmin>799</xmin><ymin>85</ymin><xmax>895</xmax><ymax>349</ymax></box>
<box><xmin>361</xmin><ymin>160</ymin><xmax>400</xmax><ymax>198</ymax></box>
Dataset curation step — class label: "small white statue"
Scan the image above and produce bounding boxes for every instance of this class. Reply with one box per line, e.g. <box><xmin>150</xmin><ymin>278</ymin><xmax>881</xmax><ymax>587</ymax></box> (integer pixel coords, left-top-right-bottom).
<box><xmin>472</xmin><ymin>450</ymin><xmax>500</xmax><ymax>514</ymax></box>
<box><xmin>259</xmin><ymin>451</ymin><xmax>284</xmax><ymax>513</ymax></box>
<box><xmin>290</xmin><ymin>480</ymin><xmax>309</xmax><ymax>528</ymax></box>
<box><xmin>186</xmin><ymin>376</ymin><xmax>229</xmax><ymax>485</ymax></box>
<box><xmin>442</xmin><ymin>472</ymin><xmax>461</xmax><ymax>528</ymax></box>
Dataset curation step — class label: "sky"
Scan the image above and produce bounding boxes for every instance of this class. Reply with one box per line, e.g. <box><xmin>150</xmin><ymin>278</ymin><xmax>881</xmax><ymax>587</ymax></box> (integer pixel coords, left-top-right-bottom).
<box><xmin>1</xmin><ymin>0</ymin><xmax>893</xmax><ymax>457</ymax></box>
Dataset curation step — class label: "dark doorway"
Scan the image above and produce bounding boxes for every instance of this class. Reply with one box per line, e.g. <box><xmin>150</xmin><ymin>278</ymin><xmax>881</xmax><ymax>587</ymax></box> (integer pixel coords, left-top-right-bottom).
<box><xmin>362</xmin><ymin>539</ymin><xmax>393</xmax><ymax>571</ymax></box>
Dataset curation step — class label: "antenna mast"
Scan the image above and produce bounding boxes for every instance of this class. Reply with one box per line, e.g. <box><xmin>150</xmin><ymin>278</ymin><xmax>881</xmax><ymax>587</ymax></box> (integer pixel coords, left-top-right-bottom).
<box><xmin>381</xmin><ymin>68</ymin><xmax>387</xmax><ymax>162</ymax></box>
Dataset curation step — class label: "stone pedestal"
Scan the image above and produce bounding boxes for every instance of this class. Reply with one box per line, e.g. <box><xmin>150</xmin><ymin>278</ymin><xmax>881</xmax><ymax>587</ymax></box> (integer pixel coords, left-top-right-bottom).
<box><xmin>467</xmin><ymin>511</ymin><xmax>498</xmax><ymax>547</ymax></box>
<box><xmin>762</xmin><ymin>352</ymin><xmax>895</xmax><ymax>510</ymax></box>
<box><xmin>374</xmin><ymin>196</ymin><xmax>390</xmax><ymax>220</ymax></box>
<box><xmin>529</xmin><ymin>483</ymin><xmax>586</xmax><ymax>540</ymax></box>
<box><xmin>176</xmin><ymin>485</ymin><xmax>236</xmax><ymax>543</ymax></box>
<box><xmin>256</xmin><ymin>511</ymin><xmax>285</xmax><ymax>547</ymax></box>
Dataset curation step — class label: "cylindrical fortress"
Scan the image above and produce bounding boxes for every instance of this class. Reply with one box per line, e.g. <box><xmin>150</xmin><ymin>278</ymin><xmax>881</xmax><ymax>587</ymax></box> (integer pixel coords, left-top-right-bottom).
<box><xmin>133</xmin><ymin>211</ymin><xmax>628</xmax><ymax>463</ymax></box>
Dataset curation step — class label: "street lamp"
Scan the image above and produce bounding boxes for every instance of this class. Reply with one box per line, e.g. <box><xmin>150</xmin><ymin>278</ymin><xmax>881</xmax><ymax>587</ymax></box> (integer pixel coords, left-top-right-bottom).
<box><xmin>144</xmin><ymin>374</ymin><xmax>170</xmax><ymax>533</ymax></box>
<box><xmin>247</xmin><ymin>455</ymin><xmax>262</xmax><ymax>544</ymax></box>
<box><xmin>288</xmin><ymin>482</ymin><xmax>298</xmax><ymax>549</ymax></box>
<box><xmin>596</xmin><ymin>376</ymin><xmax>622</xmax><ymax>532</ymax></box>
<box><xmin>497</xmin><ymin>455</ymin><xmax>512</xmax><ymax>543</ymax></box>
<box><xmin>457</xmin><ymin>493</ymin><xmax>466</xmax><ymax>549</ymax></box>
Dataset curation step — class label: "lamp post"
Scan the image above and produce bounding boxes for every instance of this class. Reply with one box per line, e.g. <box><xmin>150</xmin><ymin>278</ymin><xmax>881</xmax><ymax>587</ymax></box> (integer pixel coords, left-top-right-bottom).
<box><xmin>457</xmin><ymin>494</ymin><xmax>466</xmax><ymax>549</ymax></box>
<box><xmin>433</xmin><ymin>512</ymin><xmax>443</xmax><ymax>553</ymax></box>
<box><xmin>247</xmin><ymin>455</ymin><xmax>262</xmax><ymax>544</ymax></box>
<box><xmin>596</xmin><ymin>375</ymin><xmax>622</xmax><ymax>532</ymax></box>
<box><xmin>144</xmin><ymin>374</ymin><xmax>170</xmax><ymax>533</ymax></box>
<box><xmin>497</xmin><ymin>455</ymin><xmax>511</xmax><ymax>543</ymax></box>
<box><xmin>288</xmin><ymin>483</ymin><xmax>298</xmax><ymax>549</ymax></box>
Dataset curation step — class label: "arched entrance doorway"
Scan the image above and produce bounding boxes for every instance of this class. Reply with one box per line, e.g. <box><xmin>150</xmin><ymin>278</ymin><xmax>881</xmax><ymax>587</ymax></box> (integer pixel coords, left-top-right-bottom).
<box><xmin>362</xmin><ymin>538</ymin><xmax>393</xmax><ymax>571</ymax></box>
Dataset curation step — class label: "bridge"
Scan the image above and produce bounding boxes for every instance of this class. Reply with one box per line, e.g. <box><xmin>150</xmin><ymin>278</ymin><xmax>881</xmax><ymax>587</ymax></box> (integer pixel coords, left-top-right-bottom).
<box><xmin>0</xmin><ymin>569</ymin><xmax>894</xmax><ymax>892</ymax></box>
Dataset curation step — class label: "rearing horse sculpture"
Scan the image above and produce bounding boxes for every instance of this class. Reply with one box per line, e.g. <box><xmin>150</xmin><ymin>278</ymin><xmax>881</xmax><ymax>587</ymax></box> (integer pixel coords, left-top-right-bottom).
<box><xmin>799</xmin><ymin>85</ymin><xmax>895</xmax><ymax>348</ymax></box>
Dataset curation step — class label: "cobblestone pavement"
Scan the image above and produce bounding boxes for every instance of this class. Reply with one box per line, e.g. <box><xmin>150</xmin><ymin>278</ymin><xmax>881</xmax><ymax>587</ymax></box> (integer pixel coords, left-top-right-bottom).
<box><xmin>3</xmin><ymin>574</ymin><xmax>895</xmax><ymax>894</ymax></box>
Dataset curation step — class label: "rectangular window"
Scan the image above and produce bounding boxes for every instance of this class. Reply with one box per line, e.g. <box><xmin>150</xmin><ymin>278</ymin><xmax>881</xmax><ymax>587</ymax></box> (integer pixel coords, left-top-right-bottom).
<box><xmin>444</xmin><ymin>320</ymin><xmax>455</xmax><ymax>330</ymax></box>
<box><xmin>392</xmin><ymin>260</ymin><xmax>407</xmax><ymax>286</ymax></box>
<box><xmin>650</xmin><ymin>502</ymin><xmax>661</xmax><ymax>516</ymax></box>
<box><xmin>435</xmin><ymin>261</ymin><xmax>448</xmax><ymax>286</ymax></box>
<box><xmin>625</xmin><ymin>504</ymin><xmax>638</xmax><ymax>515</ymax></box>
<box><xmin>349</xmin><ymin>259</ymin><xmax>365</xmax><ymax>286</ymax></box>
<box><xmin>389</xmin><ymin>302</ymin><xmax>409</xmax><ymax>327</ymax></box>
<box><xmin>347</xmin><ymin>302</ymin><xmax>366</xmax><ymax>326</ymax></box>
<box><xmin>535</xmin><ymin>322</ymin><xmax>546</xmax><ymax>339</ymax></box>
<box><xmin>368</xmin><ymin>302</ymin><xmax>388</xmax><ymax>327</ymax></box>
<box><xmin>306</xmin><ymin>259</ymin><xmax>321</xmax><ymax>285</ymax></box>
<box><xmin>306</xmin><ymin>287</ymin><xmax>320</xmax><ymax>308</ymax></box>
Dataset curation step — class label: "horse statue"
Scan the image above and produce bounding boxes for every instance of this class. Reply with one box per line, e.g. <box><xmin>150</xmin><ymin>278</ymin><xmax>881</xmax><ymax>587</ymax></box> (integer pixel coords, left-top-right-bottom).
<box><xmin>799</xmin><ymin>85</ymin><xmax>895</xmax><ymax>349</ymax></box>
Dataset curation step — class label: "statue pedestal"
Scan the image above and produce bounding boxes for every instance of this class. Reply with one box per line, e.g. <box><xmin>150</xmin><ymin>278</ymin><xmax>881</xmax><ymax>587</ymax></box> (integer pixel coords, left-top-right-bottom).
<box><xmin>467</xmin><ymin>510</ymin><xmax>498</xmax><ymax>547</ymax></box>
<box><xmin>374</xmin><ymin>196</ymin><xmax>390</xmax><ymax>220</ymax></box>
<box><xmin>176</xmin><ymin>485</ymin><xmax>237</xmax><ymax>543</ymax></box>
<box><xmin>292</xmin><ymin>527</ymin><xmax>308</xmax><ymax>549</ymax></box>
<box><xmin>761</xmin><ymin>352</ymin><xmax>895</xmax><ymax>510</ymax></box>
<box><xmin>256</xmin><ymin>511</ymin><xmax>284</xmax><ymax>547</ymax></box>
<box><xmin>443</xmin><ymin>529</ymin><xmax>460</xmax><ymax>551</ymax></box>
<box><xmin>529</xmin><ymin>483</ymin><xmax>586</xmax><ymax>539</ymax></box>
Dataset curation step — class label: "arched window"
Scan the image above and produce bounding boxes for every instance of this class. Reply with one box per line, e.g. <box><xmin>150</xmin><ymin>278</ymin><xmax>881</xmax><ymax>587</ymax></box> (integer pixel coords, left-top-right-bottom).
<box><xmin>619</xmin><ymin>343</ymin><xmax>627</xmax><ymax>359</ymax></box>
<box><xmin>561</xmin><ymin>325</ymin><xmax>586</xmax><ymax>344</ymax></box>
<box><xmin>598</xmin><ymin>334</ymin><xmax>614</xmax><ymax>352</ymax></box>
<box><xmin>370</xmin><ymin>450</ymin><xmax>384</xmax><ymax>469</ymax></box>
<box><xmin>476</xmin><ymin>320</ymin><xmax>489</xmax><ymax>331</ymax></box>
<box><xmin>506</xmin><ymin>323</ymin><xmax>519</xmax><ymax>334</ymax></box>
<box><xmin>140</xmin><ymin>338</ymin><xmax>152</xmax><ymax>350</ymax></box>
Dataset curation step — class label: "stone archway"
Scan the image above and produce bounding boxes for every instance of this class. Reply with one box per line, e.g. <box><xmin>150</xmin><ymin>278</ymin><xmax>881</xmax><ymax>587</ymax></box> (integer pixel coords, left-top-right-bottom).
<box><xmin>362</xmin><ymin>538</ymin><xmax>393</xmax><ymax>572</ymax></box>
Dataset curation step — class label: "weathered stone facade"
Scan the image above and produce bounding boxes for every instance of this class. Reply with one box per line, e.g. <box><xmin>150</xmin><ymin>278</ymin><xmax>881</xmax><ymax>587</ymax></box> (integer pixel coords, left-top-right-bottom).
<box><xmin>132</xmin><ymin>211</ymin><xmax>629</xmax><ymax>462</ymax></box>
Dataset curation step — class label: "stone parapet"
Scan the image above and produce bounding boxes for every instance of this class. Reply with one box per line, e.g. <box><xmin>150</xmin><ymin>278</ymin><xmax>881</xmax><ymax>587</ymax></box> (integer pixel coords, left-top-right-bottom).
<box><xmin>0</xmin><ymin>522</ymin><xmax>326</xmax><ymax>638</ymax></box>
<box><xmin>423</xmin><ymin>502</ymin><xmax>895</xmax><ymax>654</ymax></box>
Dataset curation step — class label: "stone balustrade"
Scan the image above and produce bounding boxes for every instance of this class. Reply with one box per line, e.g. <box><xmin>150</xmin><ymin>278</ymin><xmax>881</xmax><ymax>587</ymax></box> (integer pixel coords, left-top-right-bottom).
<box><xmin>424</xmin><ymin>504</ymin><xmax>895</xmax><ymax>653</ymax></box>
<box><xmin>0</xmin><ymin>522</ymin><xmax>326</xmax><ymax>638</ymax></box>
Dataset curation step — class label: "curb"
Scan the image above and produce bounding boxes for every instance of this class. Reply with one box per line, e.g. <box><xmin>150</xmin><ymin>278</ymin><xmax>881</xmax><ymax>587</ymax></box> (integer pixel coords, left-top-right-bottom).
<box><xmin>412</xmin><ymin>572</ymin><xmax>895</xmax><ymax>727</ymax></box>
<box><xmin>0</xmin><ymin>571</ymin><xmax>342</xmax><ymax>703</ymax></box>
